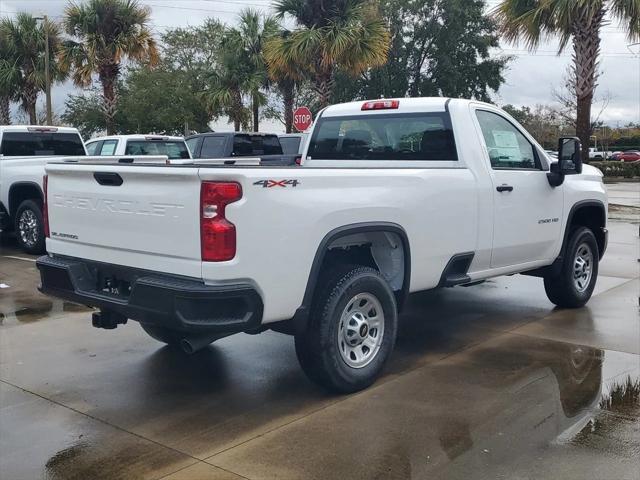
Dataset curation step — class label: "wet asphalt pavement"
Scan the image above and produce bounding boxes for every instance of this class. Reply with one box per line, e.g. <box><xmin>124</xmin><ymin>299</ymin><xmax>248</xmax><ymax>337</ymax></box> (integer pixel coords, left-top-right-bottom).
<box><xmin>1</xmin><ymin>220</ymin><xmax>639</xmax><ymax>480</ymax></box>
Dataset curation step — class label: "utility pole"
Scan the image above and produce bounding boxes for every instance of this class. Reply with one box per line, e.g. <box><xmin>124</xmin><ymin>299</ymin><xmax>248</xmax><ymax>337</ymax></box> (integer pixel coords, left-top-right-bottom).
<box><xmin>35</xmin><ymin>15</ymin><xmax>53</xmax><ymax>125</ymax></box>
<box><xmin>44</xmin><ymin>15</ymin><xmax>52</xmax><ymax>125</ymax></box>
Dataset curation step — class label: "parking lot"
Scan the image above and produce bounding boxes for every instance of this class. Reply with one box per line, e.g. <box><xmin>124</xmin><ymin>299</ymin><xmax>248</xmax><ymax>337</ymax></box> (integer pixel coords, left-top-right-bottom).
<box><xmin>1</xmin><ymin>216</ymin><xmax>638</xmax><ymax>479</ymax></box>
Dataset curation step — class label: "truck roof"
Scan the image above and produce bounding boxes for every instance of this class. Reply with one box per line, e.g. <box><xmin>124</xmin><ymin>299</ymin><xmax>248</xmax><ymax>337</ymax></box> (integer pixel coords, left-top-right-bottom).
<box><xmin>0</xmin><ymin>125</ymin><xmax>81</xmax><ymax>134</ymax></box>
<box><xmin>320</xmin><ymin>97</ymin><xmax>489</xmax><ymax>117</ymax></box>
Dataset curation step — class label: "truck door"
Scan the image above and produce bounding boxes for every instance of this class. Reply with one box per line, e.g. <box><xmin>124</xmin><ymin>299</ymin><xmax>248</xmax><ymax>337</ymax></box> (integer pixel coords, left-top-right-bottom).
<box><xmin>474</xmin><ymin>109</ymin><xmax>564</xmax><ymax>268</ymax></box>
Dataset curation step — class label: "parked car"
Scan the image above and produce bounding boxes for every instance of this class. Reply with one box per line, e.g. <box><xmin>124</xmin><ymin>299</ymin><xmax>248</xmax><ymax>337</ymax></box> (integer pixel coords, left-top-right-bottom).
<box><xmin>618</xmin><ymin>150</ymin><xmax>640</xmax><ymax>162</ymax></box>
<box><xmin>85</xmin><ymin>134</ymin><xmax>191</xmax><ymax>160</ymax></box>
<box><xmin>278</xmin><ymin>133</ymin><xmax>310</xmax><ymax>155</ymax></box>
<box><xmin>587</xmin><ymin>147</ymin><xmax>612</xmax><ymax>160</ymax></box>
<box><xmin>0</xmin><ymin>125</ymin><xmax>86</xmax><ymax>253</ymax></box>
<box><xmin>186</xmin><ymin>132</ymin><xmax>297</xmax><ymax>165</ymax></box>
<box><xmin>37</xmin><ymin>97</ymin><xmax>607</xmax><ymax>393</ymax></box>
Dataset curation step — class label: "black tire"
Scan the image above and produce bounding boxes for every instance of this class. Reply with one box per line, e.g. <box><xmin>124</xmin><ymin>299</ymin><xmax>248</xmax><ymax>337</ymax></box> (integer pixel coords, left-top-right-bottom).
<box><xmin>295</xmin><ymin>264</ymin><xmax>398</xmax><ymax>393</ymax></box>
<box><xmin>544</xmin><ymin>226</ymin><xmax>599</xmax><ymax>308</ymax></box>
<box><xmin>14</xmin><ymin>199</ymin><xmax>45</xmax><ymax>255</ymax></box>
<box><xmin>140</xmin><ymin>323</ymin><xmax>183</xmax><ymax>347</ymax></box>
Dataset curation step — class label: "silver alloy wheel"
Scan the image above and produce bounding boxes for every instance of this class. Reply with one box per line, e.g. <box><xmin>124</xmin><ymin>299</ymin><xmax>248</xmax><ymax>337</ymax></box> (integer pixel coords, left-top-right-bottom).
<box><xmin>573</xmin><ymin>242</ymin><xmax>593</xmax><ymax>293</ymax></box>
<box><xmin>337</xmin><ymin>292</ymin><xmax>385</xmax><ymax>369</ymax></box>
<box><xmin>18</xmin><ymin>209</ymin><xmax>39</xmax><ymax>248</ymax></box>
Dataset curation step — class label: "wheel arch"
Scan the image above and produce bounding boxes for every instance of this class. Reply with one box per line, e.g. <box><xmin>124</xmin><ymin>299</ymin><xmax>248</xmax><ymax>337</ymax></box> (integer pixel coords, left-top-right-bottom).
<box><xmin>292</xmin><ymin>222</ymin><xmax>411</xmax><ymax>331</ymax></box>
<box><xmin>564</xmin><ymin>200</ymin><xmax>607</xmax><ymax>260</ymax></box>
<box><xmin>9</xmin><ymin>182</ymin><xmax>44</xmax><ymax>218</ymax></box>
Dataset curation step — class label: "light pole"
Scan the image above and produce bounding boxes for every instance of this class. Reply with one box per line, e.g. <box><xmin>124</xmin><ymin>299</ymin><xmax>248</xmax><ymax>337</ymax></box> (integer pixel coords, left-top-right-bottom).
<box><xmin>35</xmin><ymin>15</ymin><xmax>52</xmax><ymax>125</ymax></box>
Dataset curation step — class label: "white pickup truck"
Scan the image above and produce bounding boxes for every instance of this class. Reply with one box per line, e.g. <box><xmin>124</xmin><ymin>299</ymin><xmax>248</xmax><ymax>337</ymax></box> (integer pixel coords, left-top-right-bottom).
<box><xmin>0</xmin><ymin>125</ymin><xmax>87</xmax><ymax>253</ymax></box>
<box><xmin>37</xmin><ymin>98</ymin><xmax>608</xmax><ymax>393</ymax></box>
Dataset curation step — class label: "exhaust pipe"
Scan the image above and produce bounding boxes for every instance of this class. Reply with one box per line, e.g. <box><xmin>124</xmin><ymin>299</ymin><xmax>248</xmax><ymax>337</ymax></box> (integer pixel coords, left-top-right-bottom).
<box><xmin>180</xmin><ymin>331</ymin><xmax>232</xmax><ymax>354</ymax></box>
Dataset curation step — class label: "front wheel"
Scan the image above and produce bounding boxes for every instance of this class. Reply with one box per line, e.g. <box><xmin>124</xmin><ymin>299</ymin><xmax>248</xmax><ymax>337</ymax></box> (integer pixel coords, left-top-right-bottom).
<box><xmin>544</xmin><ymin>227</ymin><xmax>599</xmax><ymax>308</ymax></box>
<box><xmin>295</xmin><ymin>265</ymin><xmax>398</xmax><ymax>393</ymax></box>
<box><xmin>15</xmin><ymin>199</ymin><xmax>45</xmax><ymax>254</ymax></box>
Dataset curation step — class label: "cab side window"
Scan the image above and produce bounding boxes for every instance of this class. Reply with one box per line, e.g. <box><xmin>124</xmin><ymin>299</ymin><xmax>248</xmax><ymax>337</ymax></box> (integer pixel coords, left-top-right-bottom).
<box><xmin>85</xmin><ymin>141</ymin><xmax>100</xmax><ymax>155</ymax></box>
<box><xmin>476</xmin><ymin>110</ymin><xmax>540</xmax><ymax>170</ymax></box>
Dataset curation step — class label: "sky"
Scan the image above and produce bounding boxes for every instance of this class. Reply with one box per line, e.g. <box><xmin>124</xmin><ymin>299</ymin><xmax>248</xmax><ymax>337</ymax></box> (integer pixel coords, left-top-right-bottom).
<box><xmin>1</xmin><ymin>0</ymin><xmax>639</xmax><ymax>133</ymax></box>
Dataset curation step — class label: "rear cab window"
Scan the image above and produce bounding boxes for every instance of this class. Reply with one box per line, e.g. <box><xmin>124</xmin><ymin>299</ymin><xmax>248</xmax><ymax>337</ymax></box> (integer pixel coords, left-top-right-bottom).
<box><xmin>0</xmin><ymin>131</ymin><xmax>85</xmax><ymax>156</ymax></box>
<box><xmin>125</xmin><ymin>139</ymin><xmax>190</xmax><ymax>159</ymax></box>
<box><xmin>279</xmin><ymin>136</ymin><xmax>301</xmax><ymax>155</ymax></box>
<box><xmin>233</xmin><ymin>135</ymin><xmax>283</xmax><ymax>156</ymax></box>
<box><xmin>307</xmin><ymin>112</ymin><xmax>457</xmax><ymax>161</ymax></box>
<box><xmin>200</xmin><ymin>136</ymin><xmax>227</xmax><ymax>157</ymax></box>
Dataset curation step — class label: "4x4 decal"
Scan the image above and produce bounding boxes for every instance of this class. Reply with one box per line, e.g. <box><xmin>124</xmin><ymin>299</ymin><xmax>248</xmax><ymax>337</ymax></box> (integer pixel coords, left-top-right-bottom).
<box><xmin>253</xmin><ymin>179</ymin><xmax>300</xmax><ymax>188</ymax></box>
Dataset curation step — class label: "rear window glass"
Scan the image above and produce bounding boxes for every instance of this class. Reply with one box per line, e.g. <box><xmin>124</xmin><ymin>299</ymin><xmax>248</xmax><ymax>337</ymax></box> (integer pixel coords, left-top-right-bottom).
<box><xmin>233</xmin><ymin>135</ymin><xmax>283</xmax><ymax>156</ymax></box>
<box><xmin>124</xmin><ymin>140</ymin><xmax>190</xmax><ymax>159</ymax></box>
<box><xmin>307</xmin><ymin>112</ymin><xmax>457</xmax><ymax>161</ymax></box>
<box><xmin>279</xmin><ymin>136</ymin><xmax>301</xmax><ymax>155</ymax></box>
<box><xmin>200</xmin><ymin>136</ymin><xmax>226</xmax><ymax>157</ymax></box>
<box><xmin>1</xmin><ymin>132</ymin><xmax>85</xmax><ymax>156</ymax></box>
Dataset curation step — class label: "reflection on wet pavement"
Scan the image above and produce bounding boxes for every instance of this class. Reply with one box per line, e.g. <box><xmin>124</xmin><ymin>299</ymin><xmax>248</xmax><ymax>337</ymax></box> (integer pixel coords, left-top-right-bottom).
<box><xmin>1</xmin><ymin>221</ymin><xmax>638</xmax><ymax>479</ymax></box>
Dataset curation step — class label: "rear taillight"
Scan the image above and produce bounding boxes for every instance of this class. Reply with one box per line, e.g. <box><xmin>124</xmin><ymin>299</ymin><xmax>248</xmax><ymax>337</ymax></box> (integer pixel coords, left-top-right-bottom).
<box><xmin>200</xmin><ymin>181</ymin><xmax>242</xmax><ymax>262</ymax></box>
<box><xmin>43</xmin><ymin>175</ymin><xmax>50</xmax><ymax>238</ymax></box>
<box><xmin>361</xmin><ymin>99</ymin><xmax>399</xmax><ymax>110</ymax></box>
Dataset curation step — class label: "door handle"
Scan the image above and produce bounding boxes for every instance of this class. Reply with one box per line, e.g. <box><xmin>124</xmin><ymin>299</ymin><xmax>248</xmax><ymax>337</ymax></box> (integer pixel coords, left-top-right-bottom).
<box><xmin>94</xmin><ymin>172</ymin><xmax>123</xmax><ymax>186</ymax></box>
<box><xmin>496</xmin><ymin>184</ymin><xmax>513</xmax><ymax>192</ymax></box>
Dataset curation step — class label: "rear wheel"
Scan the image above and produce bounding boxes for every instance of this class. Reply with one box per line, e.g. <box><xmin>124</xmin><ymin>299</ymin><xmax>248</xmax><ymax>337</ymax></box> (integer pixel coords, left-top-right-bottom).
<box><xmin>544</xmin><ymin>227</ymin><xmax>599</xmax><ymax>308</ymax></box>
<box><xmin>295</xmin><ymin>265</ymin><xmax>398</xmax><ymax>393</ymax></box>
<box><xmin>15</xmin><ymin>199</ymin><xmax>45</xmax><ymax>255</ymax></box>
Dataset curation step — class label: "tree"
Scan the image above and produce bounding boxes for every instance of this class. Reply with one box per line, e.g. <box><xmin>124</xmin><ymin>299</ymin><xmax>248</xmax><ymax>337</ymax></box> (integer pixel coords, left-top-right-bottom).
<box><xmin>266</xmin><ymin>0</ymin><xmax>390</xmax><ymax>109</ymax></box>
<box><xmin>59</xmin><ymin>0</ymin><xmax>159</xmax><ymax>134</ymax></box>
<box><xmin>0</xmin><ymin>26</ymin><xmax>18</xmax><ymax>124</ymax></box>
<box><xmin>202</xmin><ymin>30</ymin><xmax>256</xmax><ymax>132</ymax></box>
<box><xmin>332</xmin><ymin>0</ymin><xmax>509</xmax><ymax>104</ymax></box>
<box><xmin>265</xmin><ymin>29</ymin><xmax>309</xmax><ymax>133</ymax></box>
<box><xmin>231</xmin><ymin>9</ymin><xmax>279</xmax><ymax>131</ymax></box>
<box><xmin>493</xmin><ymin>0</ymin><xmax>640</xmax><ymax>162</ymax></box>
<box><xmin>0</xmin><ymin>13</ymin><xmax>64</xmax><ymax>124</ymax></box>
<box><xmin>502</xmin><ymin>103</ymin><xmax>573</xmax><ymax>149</ymax></box>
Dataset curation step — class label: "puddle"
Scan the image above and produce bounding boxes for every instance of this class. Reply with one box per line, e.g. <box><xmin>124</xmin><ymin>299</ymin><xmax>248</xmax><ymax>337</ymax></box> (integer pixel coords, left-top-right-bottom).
<box><xmin>0</xmin><ymin>299</ymin><xmax>90</xmax><ymax>325</ymax></box>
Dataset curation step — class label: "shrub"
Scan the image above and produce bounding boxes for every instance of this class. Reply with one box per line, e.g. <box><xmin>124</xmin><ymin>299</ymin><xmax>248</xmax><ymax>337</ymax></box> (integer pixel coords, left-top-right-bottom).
<box><xmin>589</xmin><ymin>161</ymin><xmax>640</xmax><ymax>179</ymax></box>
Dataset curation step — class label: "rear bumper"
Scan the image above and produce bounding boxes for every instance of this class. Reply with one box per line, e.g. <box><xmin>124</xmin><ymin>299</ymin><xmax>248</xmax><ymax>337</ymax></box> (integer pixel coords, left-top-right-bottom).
<box><xmin>36</xmin><ymin>255</ymin><xmax>263</xmax><ymax>334</ymax></box>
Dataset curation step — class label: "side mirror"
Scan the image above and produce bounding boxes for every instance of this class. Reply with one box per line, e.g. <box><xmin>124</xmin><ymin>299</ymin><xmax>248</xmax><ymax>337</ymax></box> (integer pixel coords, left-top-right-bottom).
<box><xmin>558</xmin><ymin>137</ymin><xmax>582</xmax><ymax>175</ymax></box>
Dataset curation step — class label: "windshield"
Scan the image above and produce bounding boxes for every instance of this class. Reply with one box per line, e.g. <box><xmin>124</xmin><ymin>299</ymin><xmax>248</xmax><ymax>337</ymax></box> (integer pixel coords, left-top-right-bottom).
<box><xmin>124</xmin><ymin>140</ymin><xmax>190</xmax><ymax>159</ymax></box>
<box><xmin>307</xmin><ymin>112</ymin><xmax>457</xmax><ymax>161</ymax></box>
<box><xmin>0</xmin><ymin>132</ymin><xmax>85</xmax><ymax>156</ymax></box>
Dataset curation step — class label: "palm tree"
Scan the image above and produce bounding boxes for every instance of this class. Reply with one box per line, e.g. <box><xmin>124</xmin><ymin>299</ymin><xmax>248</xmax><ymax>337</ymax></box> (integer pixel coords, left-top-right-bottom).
<box><xmin>265</xmin><ymin>30</ymin><xmax>307</xmax><ymax>133</ymax></box>
<box><xmin>202</xmin><ymin>38</ymin><xmax>255</xmax><ymax>132</ymax></box>
<box><xmin>232</xmin><ymin>9</ymin><xmax>279</xmax><ymax>131</ymax></box>
<box><xmin>59</xmin><ymin>0</ymin><xmax>159</xmax><ymax>134</ymax></box>
<box><xmin>266</xmin><ymin>0</ymin><xmax>390</xmax><ymax>109</ymax></box>
<box><xmin>0</xmin><ymin>27</ymin><xmax>18</xmax><ymax>124</ymax></box>
<box><xmin>493</xmin><ymin>0</ymin><xmax>640</xmax><ymax>163</ymax></box>
<box><xmin>0</xmin><ymin>14</ymin><xmax>63</xmax><ymax>124</ymax></box>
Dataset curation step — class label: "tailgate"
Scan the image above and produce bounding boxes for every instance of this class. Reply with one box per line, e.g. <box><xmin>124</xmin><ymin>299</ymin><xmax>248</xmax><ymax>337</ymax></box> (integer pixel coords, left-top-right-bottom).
<box><xmin>45</xmin><ymin>163</ymin><xmax>202</xmax><ymax>278</ymax></box>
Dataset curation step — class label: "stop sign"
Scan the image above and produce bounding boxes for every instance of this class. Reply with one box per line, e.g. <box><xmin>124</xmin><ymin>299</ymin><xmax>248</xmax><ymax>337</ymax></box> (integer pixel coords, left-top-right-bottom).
<box><xmin>293</xmin><ymin>106</ymin><xmax>313</xmax><ymax>132</ymax></box>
